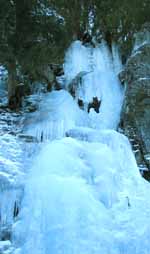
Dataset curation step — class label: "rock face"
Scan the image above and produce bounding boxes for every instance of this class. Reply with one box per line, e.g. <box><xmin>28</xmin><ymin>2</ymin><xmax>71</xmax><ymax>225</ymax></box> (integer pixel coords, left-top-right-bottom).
<box><xmin>121</xmin><ymin>25</ymin><xmax>150</xmax><ymax>177</ymax></box>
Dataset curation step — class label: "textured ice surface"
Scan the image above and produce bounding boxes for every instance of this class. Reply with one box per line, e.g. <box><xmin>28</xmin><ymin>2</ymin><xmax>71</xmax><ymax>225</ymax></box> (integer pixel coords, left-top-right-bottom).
<box><xmin>13</xmin><ymin>133</ymin><xmax>150</xmax><ymax>254</ymax></box>
<box><xmin>11</xmin><ymin>40</ymin><xmax>150</xmax><ymax>254</ymax></box>
<box><xmin>0</xmin><ymin>240</ymin><xmax>12</xmax><ymax>253</ymax></box>
<box><xmin>64</xmin><ymin>40</ymin><xmax>124</xmax><ymax>129</ymax></box>
<box><xmin>0</xmin><ymin>135</ymin><xmax>25</xmax><ymax>243</ymax></box>
<box><xmin>0</xmin><ymin>134</ymin><xmax>24</xmax><ymax>189</ymax></box>
<box><xmin>23</xmin><ymin>41</ymin><xmax>123</xmax><ymax>141</ymax></box>
<box><xmin>23</xmin><ymin>90</ymin><xmax>89</xmax><ymax>142</ymax></box>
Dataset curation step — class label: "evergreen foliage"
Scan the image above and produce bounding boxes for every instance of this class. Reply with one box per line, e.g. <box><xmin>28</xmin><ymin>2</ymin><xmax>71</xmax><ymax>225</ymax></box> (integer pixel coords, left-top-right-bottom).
<box><xmin>0</xmin><ymin>0</ymin><xmax>149</xmax><ymax>107</ymax></box>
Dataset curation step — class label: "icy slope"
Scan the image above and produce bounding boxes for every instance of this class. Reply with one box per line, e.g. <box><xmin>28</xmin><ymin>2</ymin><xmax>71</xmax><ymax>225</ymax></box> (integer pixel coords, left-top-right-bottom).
<box><xmin>13</xmin><ymin>130</ymin><xmax>150</xmax><ymax>254</ymax></box>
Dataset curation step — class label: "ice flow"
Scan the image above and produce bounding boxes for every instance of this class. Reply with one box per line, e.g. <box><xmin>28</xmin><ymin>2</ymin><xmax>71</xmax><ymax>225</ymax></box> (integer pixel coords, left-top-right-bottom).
<box><xmin>12</xmin><ymin>41</ymin><xmax>150</xmax><ymax>254</ymax></box>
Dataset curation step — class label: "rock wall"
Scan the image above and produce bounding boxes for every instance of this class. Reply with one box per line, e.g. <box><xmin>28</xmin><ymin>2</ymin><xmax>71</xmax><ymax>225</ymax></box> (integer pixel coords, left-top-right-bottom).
<box><xmin>120</xmin><ymin>25</ymin><xmax>150</xmax><ymax>179</ymax></box>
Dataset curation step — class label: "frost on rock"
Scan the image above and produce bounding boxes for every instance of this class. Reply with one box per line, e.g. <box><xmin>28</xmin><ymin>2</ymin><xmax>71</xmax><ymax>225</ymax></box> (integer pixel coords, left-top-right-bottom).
<box><xmin>133</xmin><ymin>28</ymin><xmax>150</xmax><ymax>52</ymax></box>
<box><xmin>0</xmin><ymin>66</ymin><xmax>8</xmax><ymax>106</ymax></box>
<box><xmin>0</xmin><ymin>134</ymin><xmax>24</xmax><ymax>189</ymax></box>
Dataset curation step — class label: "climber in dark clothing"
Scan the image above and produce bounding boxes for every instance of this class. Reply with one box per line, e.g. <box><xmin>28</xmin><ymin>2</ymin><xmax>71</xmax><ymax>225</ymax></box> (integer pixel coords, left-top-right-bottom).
<box><xmin>88</xmin><ymin>97</ymin><xmax>101</xmax><ymax>113</ymax></box>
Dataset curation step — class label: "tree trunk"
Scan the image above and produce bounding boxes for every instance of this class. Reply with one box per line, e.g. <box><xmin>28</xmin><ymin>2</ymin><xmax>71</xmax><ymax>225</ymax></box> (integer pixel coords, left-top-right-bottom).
<box><xmin>8</xmin><ymin>62</ymin><xmax>17</xmax><ymax>97</ymax></box>
<box><xmin>7</xmin><ymin>61</ymin><xmax>18</xmax><ymax>109</ymax></box>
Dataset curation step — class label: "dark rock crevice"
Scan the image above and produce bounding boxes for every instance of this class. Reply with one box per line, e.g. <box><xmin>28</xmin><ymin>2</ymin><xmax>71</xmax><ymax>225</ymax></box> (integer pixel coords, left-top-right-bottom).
<box><xmin>120</xmin><ymin>25</ymin><xmax>150</xmax><ymax>179</ymax></box>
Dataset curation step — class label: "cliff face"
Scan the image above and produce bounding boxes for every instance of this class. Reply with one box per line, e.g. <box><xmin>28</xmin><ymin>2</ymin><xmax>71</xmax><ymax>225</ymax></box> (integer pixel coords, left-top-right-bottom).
<box><xmin>121</xmin><ymin>25</ymin><xmax>150</xmax><ymax>177</ymax></box>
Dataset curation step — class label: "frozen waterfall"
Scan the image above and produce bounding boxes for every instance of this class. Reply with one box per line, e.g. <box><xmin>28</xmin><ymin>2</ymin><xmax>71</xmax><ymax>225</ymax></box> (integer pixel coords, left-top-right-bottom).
<box><xmin>64</xmin><ymin>40</ymin><xmax>123</xmax><ymax>129</ymax></box>
<box><xmin>24</xmin><ymin>40</ymin><xmax>123</xmax><ymax>142</ymax></box>
<box><xmin>12</xmin><ymin>41</ymin><xmax>150</xmax><ymax>254</ymax></box>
